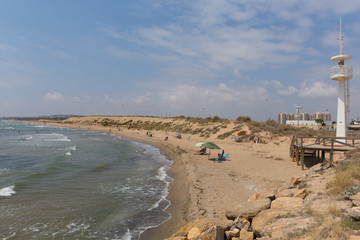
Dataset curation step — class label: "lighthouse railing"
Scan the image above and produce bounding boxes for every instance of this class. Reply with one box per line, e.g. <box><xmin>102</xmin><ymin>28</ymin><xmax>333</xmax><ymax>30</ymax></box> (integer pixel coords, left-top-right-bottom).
<box><xmin>330</xmin><ymin>65</ymin><xmax>353</xmax><ymax>78</ymax></box>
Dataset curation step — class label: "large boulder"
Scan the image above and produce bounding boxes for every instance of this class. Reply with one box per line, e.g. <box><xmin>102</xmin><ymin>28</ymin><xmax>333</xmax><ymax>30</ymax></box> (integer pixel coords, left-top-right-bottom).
<box><xmin>169</xmin><ymin>219</ymin><xmax>213</xmax><ymax>239</ymax></box>
<box><xmin>248</xmin><ymin>188</ymin><xmax>277</xmax><ymax>201</ymax></box>
<box><xmin>305</xmin><ymin>198</ymin><xmax>352</xmax><ymax>214</ymax></box>
<box><xmin>234</xmin><ymin>218</ymin><xmax>251</xmax><ymax>231</ymax></box>
<box><xmin>194</xmin><ymin>225</ymin><xmax>224</xmax><ymax>240</ymax></box>
<box><xmin>260</xmin><ymin>216</ymin><xmax>313</xmax><ymax>239</ymax></box>
<box><xmin>164</xmin><ymin>237</ymin><xmax>187</xmax><ymax>240</ymax></box>
<box><xmin>294</xmin><ymin>188</ymin><xmax>308</xmax><ymax>199</ymax></box>
<box><xmin>270</xmin><ymin>197</ymin><xmax>303</xmax><ymax>209</ymax></box>
<box><xmin>351</xmin><ymin>192</ymin><xmax>360</xmax><ymax>207</ymax></box>
<box><xmin>252</xmin><ymin>208</ymin><xmax>297</xmax><ymax>236</ymax></box>
<box><xmin>239</xmin><ymin>229</ymin><xmax>254</xmax><ymax>240</ymax></box>
<box><xmin>290</xmin><ymin>176</ymin><xmax>305</xmax><ymax>186</ymax></box>
<box><xmin>346</xmin><ymin>207</ymin><xmax>360</xmax><ymax>221</ymax></box>
<box><xmin>225</xmin><ymin>198</ymin><xmax>271</xmax><ymax>220</ymax></box>
<box><xmin>276</xmin><ymin>188</ymin><xmax>298</xmax><ymax>198</ymax></box>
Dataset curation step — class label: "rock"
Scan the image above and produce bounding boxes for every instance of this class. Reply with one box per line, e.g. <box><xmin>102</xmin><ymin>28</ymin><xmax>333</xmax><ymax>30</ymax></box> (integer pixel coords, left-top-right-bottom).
<box><xmin>164</xmin><ymin>237</ymin><xmax>187</xmax><ymax>240</ymax></box>
<box><xmin>171</xmin><ymin>219</ymin><xmax>213</xmax><ymax>239</ymax></box>
<box><xmin>350</xmin><ymin>192</ymin><xmax>360</xmax><ymax>201</ymax></box>
<box><xmin>194</xmin><ymin>225</ymin><xmax>224</xmax><ymax>240</ymax></box>
<box><xmin>188</xmin><ymin>227</ymin><xmax>202</xmax><ymax>239</ymax></box>
<box><xmin>261</xmin><ymin>216</ymin><xmax>313</xmax><ymax>239</ymax></box>
<box><xmin>225</xmin><ymin>198</ymin><xmax>271</xmax><ymax>220</ymax></box>
<box><xmin>297</xmin><ymin>182</ymin><xmax>307</xmax><ymax>189</ymax></box>
<box><xmin>353</xmin><ymin>200</ymin><xmax>360</xmax><ymax>207</ymax></box>
<box><xmin>309</xmin><ymin>163</ymin><xmax>323</xmax><ymax>172</ymax></box>
<box><xmin>173</xmin><ymin>231</ymin><xmax>188</xmax><ymax>237</ymax></box>
<box><xmin>271</xmin><ymin>197</ymin><xmax>303</xmax><ymax>209</ymax></box>
<box><xmin>252</xmin><ymin>208</ymin><xmax>297</xmax><ymax>236</ymax></box>
<box><xmin>306</xmin><ymin>198</ymin><xmax>352</xmax><ymax>214</ymax></box>
<box><xmin>346</xmin><ymin>207</ymin><xmax>360</xmax><ymax>221</ymax></box>
<box><xmin>239</xmin><ymin>229</ymin><xmax>253</xmax><ymax>240</ymax></box>
<box><xmin>225</xmin><ymin>228</ymin><xmax>240</xmax><ymax>239</ymax></box>
<box><xmin>276</xmin><ymin>188</ymin><xmax>298</xmax><ymax>198</ymax></box>
<box><xmin>234</xmin><ymin>218</ymin><xmax>251</xmax><ymax>231</ymax></box>
<box><xmin>290</xmin><ymin>176</ymin><xmax>303</xmax><ymax>186</ymax></box>
<box><xmin>248</xmin><ymin>188</ymin><xmax>277</xmax><ymax>201</ymax></box>
<box><xmin>294</xmin><ymin>188</ymin><xmax>308</xmax><ymax>199</ymax></box>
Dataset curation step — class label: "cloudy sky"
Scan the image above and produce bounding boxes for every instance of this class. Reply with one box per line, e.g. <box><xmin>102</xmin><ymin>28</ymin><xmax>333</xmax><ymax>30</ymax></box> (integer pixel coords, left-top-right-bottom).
<box><xmin>1</xmin><ymin>0</ymin><xmax>360</xmax><ymax>121</ymax></box>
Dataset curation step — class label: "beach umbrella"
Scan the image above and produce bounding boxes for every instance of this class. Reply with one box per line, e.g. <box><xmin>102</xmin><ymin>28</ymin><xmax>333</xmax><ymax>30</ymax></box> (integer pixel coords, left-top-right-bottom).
<box><xmin>201</xmin><ymin>142</ymin><xmax>221</xmax><ymax>159</ymax></box>
<box><xmin>201</xmin><ymin>142</ymin><xmax>221</xmax><ymax>149</ymax></box>
<box><xmin>195</xmin><ymin>142</ymin><xmax>204</xmax><ymax>147</ymax></box>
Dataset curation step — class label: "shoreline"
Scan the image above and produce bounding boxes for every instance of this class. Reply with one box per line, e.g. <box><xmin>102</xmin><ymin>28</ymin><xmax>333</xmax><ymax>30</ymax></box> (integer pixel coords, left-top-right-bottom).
<box><xmin>25</xmin><ymin>117</ymin><xmax>305</xmax><ymax>239</ymax></box>
<box><xmin>29</xmin><ymin>121</ymin><xmax>194</xmax><ymax>240</ymax></box>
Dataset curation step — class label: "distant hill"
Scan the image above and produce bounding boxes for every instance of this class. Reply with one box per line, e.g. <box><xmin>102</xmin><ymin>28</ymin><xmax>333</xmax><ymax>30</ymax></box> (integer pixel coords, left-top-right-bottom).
<box><xmin>0</xmin><ymin>114</ymin><xmax>82</xmax><ymax>121</ymax></box>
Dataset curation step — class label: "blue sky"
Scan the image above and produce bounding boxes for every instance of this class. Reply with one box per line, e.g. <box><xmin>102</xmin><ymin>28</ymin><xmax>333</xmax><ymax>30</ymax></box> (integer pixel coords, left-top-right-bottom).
<box><xmin>1</xmin><ymin>0</ymin><xmax>360</xmax><ymax>121</ymax></box>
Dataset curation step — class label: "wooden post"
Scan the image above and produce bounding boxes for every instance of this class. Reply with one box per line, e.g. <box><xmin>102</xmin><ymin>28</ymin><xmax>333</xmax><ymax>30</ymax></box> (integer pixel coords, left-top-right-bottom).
<box><xmin>300</xmin><ymin>137</ymin><xmax>304</xmax><ymax>169</ymax></box>
<box><xmin>330</xmin><ymin>138</ymin><xmax>334</xmax><ymax>166</ymax></box>
<box><xmin>301</xmin><ymin>149</ymin><xmax>305</xmax><ymax>170</ymax></box>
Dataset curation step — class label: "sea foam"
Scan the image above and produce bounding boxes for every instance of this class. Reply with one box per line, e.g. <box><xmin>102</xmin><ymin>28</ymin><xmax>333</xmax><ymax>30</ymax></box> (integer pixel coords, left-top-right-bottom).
<box><xmin>0</xmin><ymin>185</ymin><xmax>16</xmax><ymax>197</ymax></box>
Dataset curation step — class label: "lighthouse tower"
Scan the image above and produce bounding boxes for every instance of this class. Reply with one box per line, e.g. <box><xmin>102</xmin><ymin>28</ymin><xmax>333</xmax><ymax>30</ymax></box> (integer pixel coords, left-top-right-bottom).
<box><xmin>330</xmin><ymin>19</ymin><xmax>353</xmax><ymax>141</ymax></box>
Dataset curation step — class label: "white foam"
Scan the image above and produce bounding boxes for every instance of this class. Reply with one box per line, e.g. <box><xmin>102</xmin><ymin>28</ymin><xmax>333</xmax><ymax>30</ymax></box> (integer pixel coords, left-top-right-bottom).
<box><xmin>0</xmin><ymin>185</ymin><xmax>16</xmax><ymax>197</ymax></box>
<box><xmin>156</xmin><ymin>167</ymin><xmax>167</xmax><ymax>181</ymax></box>
<box><xmin>39</xmin><ymin>133</ymin><xmax>71</xmax><ymax>142</ymax></box>
<box><xmin>65</xmin><ymin>151</ymin><xmax>72</xmax><ymax>156</ymax></box>
<box><xmin>5</xmin><ymin>127</ymin><xmax>14</xmax><ymax>130</ymax></box>
<box><xmin>25</xmin><ymin>135</ymin><xmax>33</xmax><ymax>140</ymax></box>
<box><xmin>70</xmin><ymin>145</ymin><xmax>76</xmax><ymax>151</ymax></box>
<box><xmin>119</xmin><ymin>229</ymin><xmax>131</xmax><ymax>240</ymax></box>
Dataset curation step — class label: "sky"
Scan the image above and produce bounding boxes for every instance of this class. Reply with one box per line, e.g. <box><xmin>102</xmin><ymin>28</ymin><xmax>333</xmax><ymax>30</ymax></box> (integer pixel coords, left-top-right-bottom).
<box><xmin>1</xmin><ymin>0</ymin><xmax>360</xmax><ymax>121</ymax></box>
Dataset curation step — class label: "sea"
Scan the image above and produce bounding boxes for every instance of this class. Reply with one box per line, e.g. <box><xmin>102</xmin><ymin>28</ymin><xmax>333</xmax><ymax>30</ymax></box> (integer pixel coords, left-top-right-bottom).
<box><xmin>0</xmin><ymin>121</ymin><xmax>173</xmax><ymax>240</ymax></box>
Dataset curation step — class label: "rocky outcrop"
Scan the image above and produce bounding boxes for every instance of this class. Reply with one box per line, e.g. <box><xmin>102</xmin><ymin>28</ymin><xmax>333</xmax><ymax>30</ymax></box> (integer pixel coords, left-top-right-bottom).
<box><xmin>225</xmin><ymin>198</ymin><xmax>271</xmax><ymax>220</ymax></box>
<box><xmin>166</xmin><ymin>162</ymin><xmax>360</xmax><ymax>240</ymax></box>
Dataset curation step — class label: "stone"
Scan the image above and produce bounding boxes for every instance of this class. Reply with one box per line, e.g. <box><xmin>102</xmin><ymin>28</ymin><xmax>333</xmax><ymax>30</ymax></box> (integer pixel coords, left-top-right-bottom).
<box><xmin>225</xmin><ymin>228</ymin><xmax>240</xmax><ymax>239</ymax></box>
<box><xmin>271</xmin><ymin>197</ymin><xmax>303</xmax><ymax>209</ymax></box>
<box><xmin>248</xmin><ymin>188</ymin><xmax>277</xmax><ymax>201</ymax></box>
<box><xmin>177</xmin><ymin>219</ymin><xmax>213</xmax><ymax>233</ymax></box>
<box><xmin>353</xmin><ymin>200</ymin><xmax>360</xmax><ymax>207</ymax></box>
<box><xmin>252</xmin><ymin>208</ymin><xmax>297</xmax><ymax>236</ymax></box>
<box><xmin>346</xmin><ymin>207</ymin><xmax>360</xmax><ymax>221</ymax></box>
<box><xmin>234</xmin><ymin>218</ymin><xmax>251</xmax><ymax>231</ymax></box>
<box><xmin>194</xmin><ymin>225</ymin><xmax>224</xmax><ymax>240</ymax></box>
<box><xmin>225</xmin><ymin>198</ymin><xmax>271</xmax><ymax>220</ymax></box>
<box><xmin>239</xmin><ymin>229</ymin><xmax>253</xmax><ymax>240</ymax></box>
<box><xmin>309</xmin><ymin>163</ymin><xmax>322</xmax><ymax>172</ymax></box>
<box><xmin>164</xmin><ymin>237</ymin><xmax>187</xmax><ymax>240</ymax></box>
<box><xmin>188</xmin><ymin>227</ymin><xmax>202</xmax><ymax>239</ymax></box>
<box><xmin>350</xmin><ymin>192</ymin><xmax>360</xmax><ymax>201</ymax></box>
<box><xmin>290</xmin><ymin>176</ymin><xmax>303</xmax><ymax>186</ymax></box>
<box><xmin>306</xmin><ymin>198</ymin><xmax>352</xmax><ymax>214</ymax></box>
<box><xmin>261</xmin><ymin>216</ymin><xmax>313</xmax><ymax>239</ymax></box>
<box><xmin>276</xmin><ymin>188</ymin><xmax>298</xmax><ymax>198</ymax></box>
<box><xmin>294</xmin><ymin>188</ymin><xmax>308</xmax><ymax>199</ymax></box>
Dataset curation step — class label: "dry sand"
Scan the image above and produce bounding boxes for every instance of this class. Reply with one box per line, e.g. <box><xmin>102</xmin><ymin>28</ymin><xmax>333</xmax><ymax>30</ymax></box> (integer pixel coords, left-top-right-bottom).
<box><xmin>36</xmin><ymin>118</ymin><xmax>304</xmax><ymax>239</ymax></box>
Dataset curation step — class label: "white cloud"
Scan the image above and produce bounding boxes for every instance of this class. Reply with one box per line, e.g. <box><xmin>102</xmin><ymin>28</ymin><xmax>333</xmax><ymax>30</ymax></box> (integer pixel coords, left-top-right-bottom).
<box><xmin>43</xmin><ymin>92</ymin><xmax>65</xmax><ymax>101</ymax></box>
<box><xmin>298</xmin><ymin>81</ymin><xmax>337</xmax><ymax>98</ymax></box>
<box><xmin>277</xmin><ymin>86</ymin><xmax>298</xmax><ymax>96</ymax></box>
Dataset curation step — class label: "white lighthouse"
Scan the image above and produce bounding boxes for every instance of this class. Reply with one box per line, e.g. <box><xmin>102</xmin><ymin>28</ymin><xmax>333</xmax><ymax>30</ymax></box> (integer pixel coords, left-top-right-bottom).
<box><xmin>330</xmin><ymin>19</ymin><xmax>353</xmax><ymax>142</ymax></box>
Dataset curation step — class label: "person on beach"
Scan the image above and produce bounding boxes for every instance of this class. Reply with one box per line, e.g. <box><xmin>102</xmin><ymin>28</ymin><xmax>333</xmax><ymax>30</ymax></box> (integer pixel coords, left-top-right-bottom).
<box><xmin>164</xmin><ymin>136</ymin><xmax>168</xmax><ymax>141</ymax></box>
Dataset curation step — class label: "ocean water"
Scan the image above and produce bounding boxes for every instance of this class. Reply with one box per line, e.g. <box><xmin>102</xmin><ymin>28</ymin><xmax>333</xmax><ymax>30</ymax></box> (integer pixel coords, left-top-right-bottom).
<box><xmin>0</xmin><ymin>121</ymin><xmax>173</xmax><ymax>240</ymax></box>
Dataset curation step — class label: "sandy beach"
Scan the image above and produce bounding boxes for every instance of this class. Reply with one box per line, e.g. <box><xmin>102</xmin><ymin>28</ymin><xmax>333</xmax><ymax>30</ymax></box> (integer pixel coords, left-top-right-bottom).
<box><xmin>35</xmin><ymin>116</ymin><xmax>305</xmax><ymax>239</ymax></box>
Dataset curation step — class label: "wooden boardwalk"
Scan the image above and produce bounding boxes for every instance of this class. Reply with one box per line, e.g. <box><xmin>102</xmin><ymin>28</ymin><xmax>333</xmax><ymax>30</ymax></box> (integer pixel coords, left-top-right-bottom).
<box><xmin>290</xmin><ymin>136</ymin><xmax>360</xmax><ymax>170</ymax></box>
